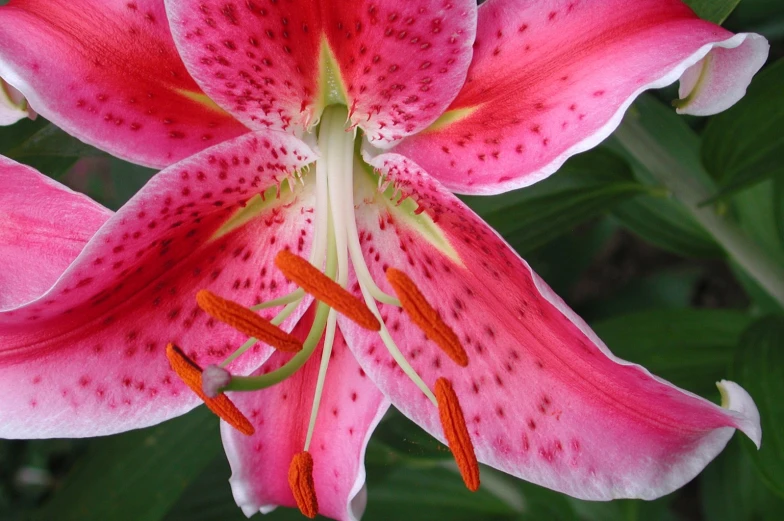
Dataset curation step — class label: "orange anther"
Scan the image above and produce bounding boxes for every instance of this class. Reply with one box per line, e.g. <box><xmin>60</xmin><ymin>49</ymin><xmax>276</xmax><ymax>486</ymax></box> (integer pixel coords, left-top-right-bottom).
<box><xmin>165</xmin><ymin>343</ymin><xmax>255</xmax><ymax>436</ymax></box>
<box><xmin>196</xmin><ymin>290</ymin><xmax>302</xmax><ymax>353</ymax></box>
<box><xmin>275</xmin><ymin>250</ymin><xmax>380</xmax><ymax>331</ymax></box>
<box><xmin>435</xmin><ymin>377</ymin><xmax>480</xmax><ymax>491</ymax></box>
<box><xmin>288</xmin><ymin>451</ymin><xmax>318</xmax><ymax>519</ymax></box>
<box><xmin>386</xmin><ymin>268</ymin><xmax>468</xmax><ymax>367</ymax></box>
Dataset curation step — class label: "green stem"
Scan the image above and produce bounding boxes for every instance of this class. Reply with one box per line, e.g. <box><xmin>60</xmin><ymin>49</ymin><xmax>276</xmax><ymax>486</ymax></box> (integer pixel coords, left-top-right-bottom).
<box><xmin>615</xmin><ymin>117</ymin><xmax>784</xmax><ymax>309</ymax></box>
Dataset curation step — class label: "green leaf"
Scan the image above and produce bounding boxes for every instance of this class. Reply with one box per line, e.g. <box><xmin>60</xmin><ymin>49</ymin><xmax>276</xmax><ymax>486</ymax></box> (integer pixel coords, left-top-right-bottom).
<box><xmin>108</xmin><ymin>158</ymin><xmax>157</xmax><ymax>208</ymax></box>
<box><xmin>526</xmin><ymin>218</ymin><xmax>617</xmax><ymax>296</ymax></box>
<box><xmin>776</xmin><ymin>176</ymin><xmax>784</xmax><ymax>248</ymax></box>
<box><xmin>731</xmin><ymin>316</ymin><xmax>784</xmax><ymax>499</ymax></box>
<box><xmin>33</xmin><ymin>408</ymin><xmax>223</xmax><ymax>521</ymax></box>
<box><xmin>611</xmin><ymin>197</ymin><xmax>722</xmax><ymax>258</ymax></box>
<box><xmin>0</xmin><ymin>118</ymin><xmax>102</xmax><ymax>179</ymax></box>
<box><xmin>364</xmin><ymin>464</ymin><xmax>517</xmax><ymax>521</ymax></box>
<box><xmin>164</xmin><ymin>457</ymin><xmax>248</xmax><ymax>521</ymax></box>
<box><xmin>576</xmin><ymin>269</ymin><xmax>703</xmax><ymax>323</ymax></box>
<box><xmin>734</xmin><ymin>181</ymin><xmax>784</xmax><ymax>267</ymax></box>
<box><xmin>702</xmin><ymin>59</ymin><xmax>784</xmax><ymax>201</ymax></box>
<box><xmin>592</xmin><ymin>309</ymin><xmax>751</xmax><ymax>397</ymax></box>
<box><xmin>606</xmin><ymin>95</ymin><xmax>723</xmax><ymax>258</ymax></box>
<box><xmin>370</xmin><ymin>410</ymin><xmax>451</xmax><ymax>461</ymax></box>
<box><xmin>728</xmin><ymin>0</ymin><xmax>784</xmax><ymax>39</ymax></box>
<box><xmin>462</xmin><ymin>149</ymin><xmax>647</xmax><ymax>255</ymax></box>
<box><xmin>701</xmin><ymin>438</ymin><xmax>784</xmax><ymax>521</ymax></box>
<box><xmin>683</xmin><ymin>0</ymin><xmax>741</xmax><ymax>23</ymax></box>
<box><xmin>6</xmin><ymin>122</ymin><xmax>102</xmax><ymax>159</ymax></box>
<box><xmin>731</xmin><ymin>262</ymin><xmax>784</xmax><ymax>314</ymax></box>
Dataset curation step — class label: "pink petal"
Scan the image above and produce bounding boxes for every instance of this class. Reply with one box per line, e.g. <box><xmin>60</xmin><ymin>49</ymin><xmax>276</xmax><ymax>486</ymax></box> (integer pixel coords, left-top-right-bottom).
<box><xmin>0</xmin><ymin>78</ymin><xmax>30</xmax><ymax>125</ymax></box>
<box><xmin>0</xmin><ymin>0</ymin><xmax>249</xmax><ymax>168</ymax></box>
<box><xmin>338</xmin><ymin>152</ymin><xmax>761</xmax><ymax>500</ymax></box>
<box><xmin>222</xmin><ymin>308</ymin><xmax>389</xmax><ymax>521</ymax></box>
<box><xmin>393</xmin><ymin>0</ymin><xmax>769</xmax><ymax>194</ymax></box>
<box><xmin>0</xmin><ymin>131</ymin><xmax>317</xmax><ymax>438</ymax></box>
<box><xmin>165</xmin><ymin>0</ymin><xmax>476</xmax><ymax>144</ymax></box>
<box><xmin>0</xmin><ymin>156</ymin><xmax>112</xmax><ymax>309</ymax></box>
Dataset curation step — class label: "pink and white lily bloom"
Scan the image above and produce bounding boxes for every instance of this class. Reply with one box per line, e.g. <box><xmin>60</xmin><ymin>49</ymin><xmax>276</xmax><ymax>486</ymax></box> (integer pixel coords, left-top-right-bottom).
<box><xmin>0</xmin><ymin>0</ymin><xmax>769</xmax><ymax>519</ymax></box>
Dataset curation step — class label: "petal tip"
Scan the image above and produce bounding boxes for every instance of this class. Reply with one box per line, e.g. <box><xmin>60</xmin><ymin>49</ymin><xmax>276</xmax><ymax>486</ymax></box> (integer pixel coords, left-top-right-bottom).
<box><xmin>717</xmin><ymin>379</ymin><xmax>762</xmax><ymax>449</ymax></box>
<box><xmin>677</xmin><ymin>33</ymin><xmax>770</xmax><ymax>117</ymax></box>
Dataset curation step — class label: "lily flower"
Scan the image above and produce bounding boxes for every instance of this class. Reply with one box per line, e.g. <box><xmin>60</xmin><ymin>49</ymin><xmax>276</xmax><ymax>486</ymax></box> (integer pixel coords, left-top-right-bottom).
<box><xmin>0</xmin><ymin>77</ymin><xmax>34</xmax><ymax>125</ymax></box>
<box><xmin>0</xmin><ymin>0</ymin><xmax>768</xmax><ymax>520</ymax></box>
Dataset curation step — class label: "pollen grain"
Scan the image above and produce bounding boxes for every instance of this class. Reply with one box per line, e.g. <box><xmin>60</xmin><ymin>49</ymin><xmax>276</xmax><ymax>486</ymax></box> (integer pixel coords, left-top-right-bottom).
<box><xmin>386</xmin><ymin>268</ymin><xmax>468</xmax><ymax>367</ymax></box>
<box><xmin>435</xmin><ymin>377</ymin><xmax>480</xmax><ymax>491</ymax></box>
<box><xmin>196</xmin><ymin>290</ymin><xmax>303</xmax><ymax>352</ymax></box>
<box><xmin>288</xmin><ymin>451</ymin><xmax>319</xmax><ymax>519</ymax></box>
<box><xmin>165</xmin><ymin>343</ymin><xmax>254</xmax><ymax>436</ymax></box>
<box><xmin>275</xmin><ymin>250</ymin><xmax>380</xmax><ymax>331</ymax></box>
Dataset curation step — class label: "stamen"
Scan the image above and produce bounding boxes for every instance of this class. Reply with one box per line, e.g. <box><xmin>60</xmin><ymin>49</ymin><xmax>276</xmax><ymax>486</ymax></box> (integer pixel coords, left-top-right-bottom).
<box><xmin>435</xmin><ymin>377</ymin><xmax>480</xmax><ymax>492</ymax></box>
<box><xmin>288</xmin><ymin>451</ymin><xmax>318</xmax><ymax>519</ymax></box>
<box><xmin>223</xmin><ymin>301</ymin><xmax>331</xmax><ymax>392</ymax></box>
<box><xmin>275</xmin><ymin>250</ymin><xmax>380</xmax><ymax>331</ymax></box>
<box><xmin>343</xmin><ymin>164</ymin><xmax>400</xmax><ymax>306</ymax></box>
<box><xmin>165</xmin><ymin>343</ymin><xmax>254</xmax><ymax>436</ymax></box>
<box><xmin>386</xmin><ymin>268</ymin><xmax>468</xmax><ymax>368</ymax></box>
<box><xmin>196</xmin><ymin>290</ymin><xmax>303</xmax><ymax>353</ymax></box>
<box><xmin>249</xmin><ymin>288</ymin><xmax>304</xmax><ymax>311</ymax></box>
<box><xmin>354</xmin><ymin>282</ymin><xmax>438</xmax><ymax>406</ymax></box>
<box><xmin>304</xmin><ymin>309</ymin><xmax>338</xmax><ymax>450</ymax></box>
<box><xmin>220</xmin><ymin>296</ymin><xmax>304</xmax><ymax>368</ymax></box>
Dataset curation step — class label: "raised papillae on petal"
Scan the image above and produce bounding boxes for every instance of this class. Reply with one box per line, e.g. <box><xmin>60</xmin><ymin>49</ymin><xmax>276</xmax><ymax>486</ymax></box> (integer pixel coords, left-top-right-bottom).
<box><xmin>338</xmin><ymin>152</ymin><xmax>761</xmax><ymax>500</ymax></box>
<box><xmin>165</xmin><ymin>0</ymin><xmax>477</xmax><ymax>143</ymax></box>
<box><xmin>0</xmin><ymin>0</ymin><xmax>249</xmax><ymax>167</ymax></box>
<box><xmin>0</xmin><ymin>130</ymin><xmax>317</xmax><ymax>438</ymax></box>
<box><xmin>222</xmin><ymin>314</ymin><xmax>388</xmax><ymax>521</ymax></box>
<box><xmin>394</xmin><ymin>0</ymin><xmax>768</xmax><ymax>194</ymax></box>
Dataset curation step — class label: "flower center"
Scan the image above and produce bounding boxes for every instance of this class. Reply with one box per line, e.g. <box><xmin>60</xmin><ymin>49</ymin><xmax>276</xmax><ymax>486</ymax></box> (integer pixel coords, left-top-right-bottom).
<box><xmin>166</xmin><ymin>105</ymin><xmax>480</xmax><ymax>516</ymax></box>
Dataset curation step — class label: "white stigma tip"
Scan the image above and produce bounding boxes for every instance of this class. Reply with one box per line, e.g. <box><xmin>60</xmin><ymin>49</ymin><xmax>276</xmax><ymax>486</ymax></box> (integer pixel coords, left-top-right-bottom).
<box><xmin>203</xmin><ymin>364</ymin><xmax>232</xmax><ymax>398</ymax></box>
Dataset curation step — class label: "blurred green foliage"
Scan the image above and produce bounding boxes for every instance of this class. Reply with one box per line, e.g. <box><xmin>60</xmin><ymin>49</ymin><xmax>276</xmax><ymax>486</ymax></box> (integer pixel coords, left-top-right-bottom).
<box><xmin>1</xmin><ymin>0</ymin><xmax>783</xmax><ymax>520</ymax></box>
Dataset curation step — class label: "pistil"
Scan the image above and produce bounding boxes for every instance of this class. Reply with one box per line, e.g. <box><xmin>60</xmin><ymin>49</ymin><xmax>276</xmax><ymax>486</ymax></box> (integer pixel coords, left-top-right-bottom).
<box><xmin>165</xmin><ymin>343</ymin><xmax>254</xmax><ymax>436</ymax></box>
